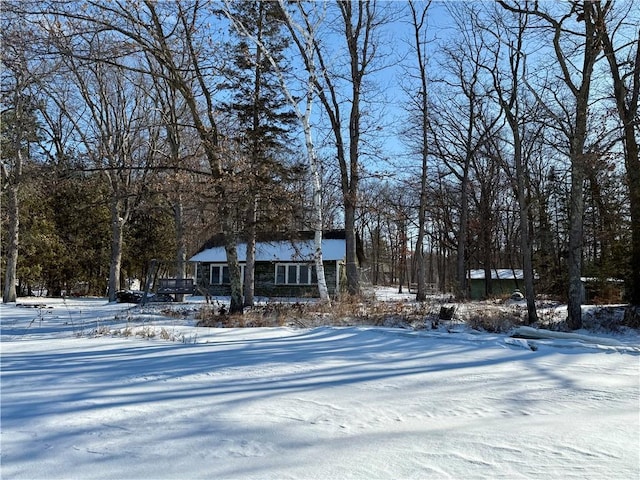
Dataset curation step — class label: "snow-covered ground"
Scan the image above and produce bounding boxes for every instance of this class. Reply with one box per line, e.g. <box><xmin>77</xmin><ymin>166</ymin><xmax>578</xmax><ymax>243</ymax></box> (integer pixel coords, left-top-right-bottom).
<box><xmin>1</xmin><ymin>293</ymin><xmax>639</xmax><ymax>479</ymax></box>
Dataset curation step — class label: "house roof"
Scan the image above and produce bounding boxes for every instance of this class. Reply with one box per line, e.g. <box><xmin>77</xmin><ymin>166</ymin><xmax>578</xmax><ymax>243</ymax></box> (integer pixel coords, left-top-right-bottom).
<box><xmin>468</xmin><ymin>269</ymin><xmax>524</xmax><ymax>280</ymax></box>
<box><xmin>196</xmin><ymin>229</ymin><xmax>346</xmax><ymax>252</ymax></box>
<box><xmin>189</xmin><ymin>238</ymin><xmax>346</xmax><ymax>263</ymax></box>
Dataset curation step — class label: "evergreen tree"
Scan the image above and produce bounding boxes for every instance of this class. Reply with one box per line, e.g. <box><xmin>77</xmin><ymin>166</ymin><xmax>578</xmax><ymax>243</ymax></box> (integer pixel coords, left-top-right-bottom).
<box><xmin>0</xmin><ymin>97</ymin><xmax>40</xmax><ymax>302</ymax></box>
<box><xmin>221</xmin><ymin>0</ymin><xmax>298</xmax><ymax>306</ymax></box>
<box><xmin>49</xmin><ymin>167</ymin><xmax>111</xmax><ymax>296</ymax></box>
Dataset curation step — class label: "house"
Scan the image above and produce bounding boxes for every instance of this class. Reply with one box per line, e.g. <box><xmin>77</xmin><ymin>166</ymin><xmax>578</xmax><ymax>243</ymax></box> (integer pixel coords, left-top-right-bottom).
<box><xmin>580</xmin><ymin>277</ymin><xmax>625</xmax><ymax>303</ymax></box>
<box><xmin>189</xmin><ymin>233</ymin><xmax>347</xmax><ymax>298</ymax></box>
<box><xmin>468</xmin><ymin>269</ymin><xmax>524</xmax><ymax>300</ymax></box>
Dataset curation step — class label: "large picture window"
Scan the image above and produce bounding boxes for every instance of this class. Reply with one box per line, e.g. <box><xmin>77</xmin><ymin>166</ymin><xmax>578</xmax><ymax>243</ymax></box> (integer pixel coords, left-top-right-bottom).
<box><xmin>275</xmin><ymin>263</ymin><xmax>317</xmax><ymax>285</ymax></box>
<box><xmin>210</xmin><ymin>264</ymin><xmax>244</xmax><ymax>285</ymax></box>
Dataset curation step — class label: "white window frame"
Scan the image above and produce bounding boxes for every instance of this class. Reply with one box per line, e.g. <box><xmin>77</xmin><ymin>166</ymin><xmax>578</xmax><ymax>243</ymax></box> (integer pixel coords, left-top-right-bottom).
<box><xmin>210</xmin><ymin>264</ymin><xmax>244</xmax><ymax>285</ymax></box>
<box><xmin>275</xmin><ymin>263</ymin><xmax>317</xmax><ymax>285</ymax></box>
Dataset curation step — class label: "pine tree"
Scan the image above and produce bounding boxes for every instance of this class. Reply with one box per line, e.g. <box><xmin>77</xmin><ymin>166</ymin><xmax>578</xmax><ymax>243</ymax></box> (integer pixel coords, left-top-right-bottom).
<box><xmin>221</xmin><ymin>0</ymin><xmax>298</xmax><ymax>306</ymax></box>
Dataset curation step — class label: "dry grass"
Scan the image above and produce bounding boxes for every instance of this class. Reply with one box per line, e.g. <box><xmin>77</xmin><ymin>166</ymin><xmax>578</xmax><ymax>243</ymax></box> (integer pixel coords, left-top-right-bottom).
<box><xmin>133</xmin><ymin>293</ymin><xmax>638</xmax><ymax>335</ymax></box>
<box><xmin>462</xmin><ymin>306</ymin><xmax>525</xmax><ymax>333</ymax></box>
<box><xmin>196</xmin><ymin>297</ymin><xmax>461</xmax><ymax>330</ymax></box>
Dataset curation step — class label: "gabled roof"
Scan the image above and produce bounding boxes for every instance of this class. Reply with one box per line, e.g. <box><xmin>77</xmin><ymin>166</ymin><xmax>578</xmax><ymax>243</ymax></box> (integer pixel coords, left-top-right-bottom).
<box><xmin>468</xmin><ymin>269</ymin><xmax>524</xmax><ymax>280</ymax></box>
<box><xmin>189</xmin><ymin>238</ymin><xmax>346</xmax><ymax>263</ymax></box>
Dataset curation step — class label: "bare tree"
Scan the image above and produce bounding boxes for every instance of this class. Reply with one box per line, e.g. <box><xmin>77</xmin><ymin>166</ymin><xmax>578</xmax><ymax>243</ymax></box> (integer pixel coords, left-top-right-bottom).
<box><xmin>499</xmin><ymin>1</ymin><xmax>607</xmax><ymax>329</ymax></box>
<box><xmin>54</xmin><ymin>43</ymin><xmax>158</xmax><ymax>301</ymax></box>
<box><xmin>1</xmin><ymin>54</ymin><xmax>27</xmax><ymax>303</ymax></box>
<box><xmin>430</xmin><ymin>7</ymin><xmax>502</xmax><ymax>299</ymax></box>
<box><xmin>146</xmin><ymin>55</ymin><xmax>202</xmax><ymax>301</ymax></box>
<box><xmin>595</xmin><ymin>1</ymin><xmax>640</xmax><ymax>320</ymax></box>
<box><xmin>402</xmin><ymin>0</ymin><xmax>433</xmax><ymax>301</ymax></box>
<box><xmin>1</xmin><ymin>9</ymin><xmax>48</xmax><ymax>302</ymax></box>
<box><xmin>280</xmin><ymin>1</ymin><xmax>389</xmax><ymax>296</ymax></box>
<box><xmin>477</xmin><ymin>4</ymin><xmax>540</xmax><ymax>323</ymax></box>
<box><xmin>40</xmin><ymin>0</ymin><xmax>248</xmax><ymax>311</ymax></box>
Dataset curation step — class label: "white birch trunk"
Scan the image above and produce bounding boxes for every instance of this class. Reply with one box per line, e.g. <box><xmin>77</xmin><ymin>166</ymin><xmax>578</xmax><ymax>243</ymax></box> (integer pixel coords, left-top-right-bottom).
<box><xmin>305</xmin><ymin>91</ymin><xmax>330</xmax><ymax>303</ymax></box>
<box><xmin>3</xmin><ymin>173</ymin><xmax>19</xmax><ymax>303</ymax></box>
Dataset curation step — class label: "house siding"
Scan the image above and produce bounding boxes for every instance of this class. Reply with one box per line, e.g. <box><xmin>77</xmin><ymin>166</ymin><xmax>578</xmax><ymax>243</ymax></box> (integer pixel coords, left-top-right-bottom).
<box><xmin>467</xmin><ymin>269</ymin><xmax>525</xmax><ymax>300</ymax></box>
<box><xmin>469</xmin><ymin>279</ymin><xmax>521</xmax><ymax>300</ymax></box>
<box><xmin>196</xmin><ymin>260</ymin><xmax>341</xmax><ymax>298</ymax></box>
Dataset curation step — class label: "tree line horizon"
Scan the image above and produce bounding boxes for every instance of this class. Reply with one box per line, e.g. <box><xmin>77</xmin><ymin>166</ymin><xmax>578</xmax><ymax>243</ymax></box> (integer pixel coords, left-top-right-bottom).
<box><xmin>2</xmin><ymin>0</ymin><xmax>638</xmax><ymax>329</ymax></box>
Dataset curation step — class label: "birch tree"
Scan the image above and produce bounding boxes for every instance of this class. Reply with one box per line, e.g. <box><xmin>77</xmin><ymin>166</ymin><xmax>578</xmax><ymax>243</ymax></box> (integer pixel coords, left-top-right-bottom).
<box><xmin>224</xmin><ymin>0</ymin><xmax>331</xmax><ymax>302</ymax></box>
<box><xmin>277</xmin><ymin>0</ymin><xmax>388</xmax><ymax>296</ymax></box>
<box><xmin>221</xmin><ymin>0</ymin><xmax>298</xmax><ymax>307</ymax></box>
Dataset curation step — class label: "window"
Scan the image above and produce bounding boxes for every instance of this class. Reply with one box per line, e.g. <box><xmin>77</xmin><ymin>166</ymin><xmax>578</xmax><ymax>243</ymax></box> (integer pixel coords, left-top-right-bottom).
<box><xmin>210</xmin><ymin>264</ymin><xmax>244</xmax><ymax>285</ymax></box>
<box><xmin>210</xmin><ymin>265</ymin><xmax>228</xmax><ymax>285</ymax></box>
<box><xmin>275</xmin><ymin>263</ymin><xmax>317</xmax><ymax>285</ymax></box>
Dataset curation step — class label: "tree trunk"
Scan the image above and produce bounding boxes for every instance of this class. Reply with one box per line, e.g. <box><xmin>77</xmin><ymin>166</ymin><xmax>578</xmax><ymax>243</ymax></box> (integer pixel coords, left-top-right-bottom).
<box><xmin>344</xmin><ymin>199</ymin><xmax>360</xmax><ymax>296</ymax></box>
<box><xmin>314</xmin><ymin>229</ymin><xmax>330</xmax><ymax>302</ymax></box>
<box><xmin>456</xmin><ymin>162</ymin><xmax>470</xmax><ymax>299</ymax></box>
<box><xmin>222</xmin><ymin>203</ymin><xmax>243</xmax><ymax>314</ymax></box>
<box><xmin>407</xmin><ymin>0</ymin><xmax>432</xmax><ymax>302</ymax></box>
<box><xmin>107</xmin><ymin>199</ymin><xmax>125</xmax><ymax>302</ymax></box>
<box><xmin>483</xmin><ymin>265</ymin><xmax>492</xmax><ymax>299</ymax></box>
<box><xmin>243</xmin><ymin>3</ymin><xmax>263</xmax><ymax>309</ymax></box>
<box><xmin>174</xmin><ymin>198</ymin><xmax>187</xmax><ymax>302</ymax></box>
<box><xmin>624</xmin><ymin>124</ymin><xmax>640</xmax><ymax>305</ymax></box>
<box><xmin>500</xmin><ymin>1</ymin><xmax>602</xmax><ymax>329</ymax></box>
<box><xmin>342</xmin><ymin>1</ymin><xmax>365</xmax><ymax>297</ymax></box>
<box><xmin>306</xmin><ymin>99</ymin><xmax>330</xmax><ymax>302</ymax></box>
<box><xmin>598</xmin><ymin>9</ymin><xmax>640</xmax><ymax>305</ymax></box>
<box><xmin>397</xmin><ymin>216</ymin><xmax>407</xmax><ymax>294</ymax></box>
<box><xmin>508</xmin><ymin>114</ymin><xmax>538</xmax><ymax>324</ymax></box>
<box><xmin>3</xmin><ymin>182</ymin><xmax>19</xmax><ymax>303</ymax></box>
<box><xmin>479</xmin><ymin>189</ymin><xmax>493</xmax><ymax>299</ymax></box>
<box><xmin>515</xmin><ymin>152</ymin><xmax>538</xmax><ymax>325</ymax></box>
<box><xmin>243</xmin><ymin>197</ymin><xmax>257</xmax><ymax>307</ymax></box>
<box><xmin>566</xmin><ymin>27</ymin><xmax>595</xmax><ymax>330</ymax></box>
<box><xmin>2</xmin><ymin>80</ymin><xmax>25</xmax><ymax>304</ymax></box>
<box><xmin>566</xmin><ymin>152</ymin><xmax>586</xmax><ymax>329</ymax></box>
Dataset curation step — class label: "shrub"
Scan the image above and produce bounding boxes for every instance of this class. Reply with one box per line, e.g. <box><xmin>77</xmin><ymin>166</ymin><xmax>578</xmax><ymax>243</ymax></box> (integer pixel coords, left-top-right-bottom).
<box><xmin>464</xmin><ymin>307</ymin><xmax>522</xmax><ymax>333</ymax></box>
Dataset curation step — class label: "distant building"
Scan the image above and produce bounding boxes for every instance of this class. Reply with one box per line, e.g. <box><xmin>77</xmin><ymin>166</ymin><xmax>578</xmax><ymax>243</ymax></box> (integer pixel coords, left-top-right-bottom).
<box><xmin>580</xmin><ymin>277</ymin><xmax>625</xmax><ymax>304</ymax></box>
<box><xmin>468</xmin><ymin>269</ymin><xmax>524</xmax><ymax>300</ymax></box>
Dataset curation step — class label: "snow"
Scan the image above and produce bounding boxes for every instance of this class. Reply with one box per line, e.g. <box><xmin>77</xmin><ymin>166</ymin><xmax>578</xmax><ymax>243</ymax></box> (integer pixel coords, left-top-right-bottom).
<box><xmin>1</xmin><ymin>294</ymin><xmax>639</xmax><ymax>479</ymax></box>
<box><xmin>468</xmin><ymin>269</ymin><xmax>523</xmax><ymax>280</ymax></box>
<box><xmin>189</xmin><ymin>239</ymin><xmax>346</xmax><ymax>263</ymax></box>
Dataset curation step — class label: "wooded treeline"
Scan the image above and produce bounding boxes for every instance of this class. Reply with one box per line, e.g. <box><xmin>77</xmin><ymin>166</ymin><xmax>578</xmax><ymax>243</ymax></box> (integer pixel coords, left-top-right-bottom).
<box><xmin>1</xmin><ymin>1</ymin><xmax>638</xmax><ymax>328</ymax></box>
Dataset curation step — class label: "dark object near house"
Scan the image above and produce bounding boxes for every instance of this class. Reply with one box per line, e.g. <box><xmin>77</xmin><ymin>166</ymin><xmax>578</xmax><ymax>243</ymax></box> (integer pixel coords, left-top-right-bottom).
<box><xmin>157</xmin><ymin>278</ymin><xmax>195</xmax><ymax>295</ymax></box>
<box><xmin>115</xmin><ymin>290</ymin><xmax>174</xmax><ymax>304</ymax></box>
<box><xmin>116</xmin><ymin>290</ymin><xmax>144</xmax><ymax>303</ymax></box>
<box><xmin>511</xmin><ymin>289</ymin><xmax>525</xmax><ymax>300</ymax></box>
<box><xmin>149</xmin><ymin>293</ymin><xmax>175</xmax><ymax>303</ymax></box>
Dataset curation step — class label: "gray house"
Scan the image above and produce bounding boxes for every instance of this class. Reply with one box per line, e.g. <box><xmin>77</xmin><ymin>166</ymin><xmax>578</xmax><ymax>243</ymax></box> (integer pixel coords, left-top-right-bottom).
<box><xmin>190</xmin><ymin>237</ymin><xmax>347</xmax><ymax>298</ymax></box>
